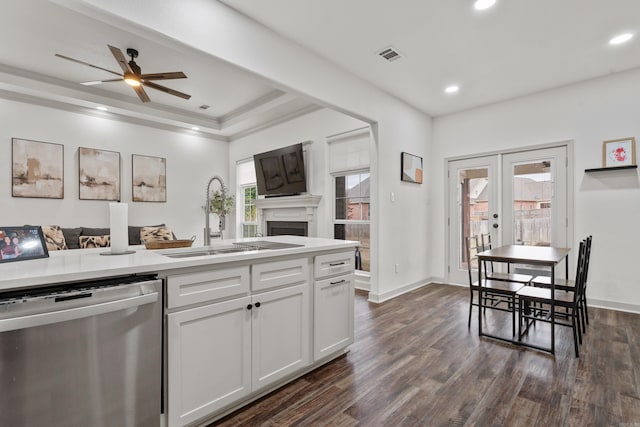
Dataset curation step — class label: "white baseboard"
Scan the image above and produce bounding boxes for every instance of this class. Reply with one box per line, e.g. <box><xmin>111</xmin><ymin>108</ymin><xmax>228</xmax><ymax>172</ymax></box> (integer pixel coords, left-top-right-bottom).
<box><xmin>367</xmin><ymin>278</ymin><xmax>433</xmax><ymax>303</ymax></box>
<box><xmin>588</xmin><ymin>298</ymin><xmax>640</xmax><ymax>314</ymax></box>
<box><xmin>354</xmin><ymin>271</ymin><xmax>370</xmax><ymax>291</ymax></box>
<box><xmin>364</xmin><ymin>280</ymin><xmax>640</xmax><ymax>314</ymax></box>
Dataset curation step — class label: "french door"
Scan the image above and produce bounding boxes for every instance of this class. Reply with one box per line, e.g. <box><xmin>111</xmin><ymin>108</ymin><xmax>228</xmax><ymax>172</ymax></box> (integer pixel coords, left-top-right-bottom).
<box><xmin>447</xmin><ymin>146</ymin><xmax>568</xmax><ymax>285</ymax></box>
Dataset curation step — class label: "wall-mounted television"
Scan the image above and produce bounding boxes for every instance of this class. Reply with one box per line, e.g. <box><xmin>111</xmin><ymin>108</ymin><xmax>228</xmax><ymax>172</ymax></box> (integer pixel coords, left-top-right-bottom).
<box><xmin>254</xmin><ymin>143</ymin><xmax>307</xmax><ymax>197</ymax></box>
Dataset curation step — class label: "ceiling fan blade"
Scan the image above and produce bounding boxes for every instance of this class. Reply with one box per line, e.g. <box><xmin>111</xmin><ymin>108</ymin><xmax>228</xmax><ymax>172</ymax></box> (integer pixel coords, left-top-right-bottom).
<box><xmin>108</xmin><ymin>45</ymin><xmax>134</xmax><ymax>74</ymax></box>
<box><xmin>133</xmin><ymin>85</ymin><xmax>151</xmax><ymax>103</ymax></box>
<box><xmin>81</xmin><ymin>78</ymin><xmax>124</xmax><ymax>86</ymax></box>
<box><xmin>143</xmin><ymin>81</ymin><xmax>191</xmax><ymax>100</ymax></box>
<box><xmin>140</xmin><ymin>72</ymin><xmax>187</xmax><ymax>80</ymax></box>
<box><xmin>55</xmin><ymin>53</ymin><xmax>122</xmax><ymax>77</ymax></box>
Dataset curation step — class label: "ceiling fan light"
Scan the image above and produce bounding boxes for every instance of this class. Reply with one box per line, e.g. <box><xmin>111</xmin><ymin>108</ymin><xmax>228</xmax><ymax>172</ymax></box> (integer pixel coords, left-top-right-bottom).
<box><xmin>124</xmin><ymin>73</ymin><xmax>141</xmax><ymax>87</ymax></box>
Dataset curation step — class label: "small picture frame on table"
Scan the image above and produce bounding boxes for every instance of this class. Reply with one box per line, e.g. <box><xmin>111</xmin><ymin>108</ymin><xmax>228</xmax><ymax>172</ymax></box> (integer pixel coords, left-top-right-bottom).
<box><xmin>602</xmin><ymin>137</ymin><xmax>636</xmax><ymax>168</ymax></box>
<box><xmin>0</xmin><ymin>225</ymin><xmax>49</xmax><ymax>263</ymax></box>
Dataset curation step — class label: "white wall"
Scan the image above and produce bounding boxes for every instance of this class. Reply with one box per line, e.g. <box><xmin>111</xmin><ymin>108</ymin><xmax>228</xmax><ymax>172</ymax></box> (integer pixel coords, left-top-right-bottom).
<box><xmin>228</xmin><ymin>108</ymin><xmax>366</xmax><ymax>239</ymax></box>
<box><xmin>68</xmin><ymin>0</ymin><xmax>433</xmax><ymax>302</ymax></box>
<box><xmin>431</xmin><ymin>68</ymin><xmax>640</xmax><ymax>312</ymax></box>
<box><xmin>1</xmin><ymin>98</ymin><xmax>228</xmax><ymax>245</ymax></box>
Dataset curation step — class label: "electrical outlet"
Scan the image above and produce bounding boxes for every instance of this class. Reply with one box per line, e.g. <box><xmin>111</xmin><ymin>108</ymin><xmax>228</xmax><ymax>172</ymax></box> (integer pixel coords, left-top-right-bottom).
<box><xmin>390</xmin><ymin>192</ymin><xmax>395</xmax><ymax>202</ymax></box>
<box><xmin>394</xmin><ymin>263</ymin><xmax>399</xmax><ymax>273</ymax></box>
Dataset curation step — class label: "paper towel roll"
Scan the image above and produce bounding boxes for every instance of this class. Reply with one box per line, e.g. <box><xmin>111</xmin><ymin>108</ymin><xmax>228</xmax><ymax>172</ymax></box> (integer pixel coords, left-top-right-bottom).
<box><xmin>109</xmin><ymin>202</ymin><xmax>128</xmax><ymax>254</ymax></box>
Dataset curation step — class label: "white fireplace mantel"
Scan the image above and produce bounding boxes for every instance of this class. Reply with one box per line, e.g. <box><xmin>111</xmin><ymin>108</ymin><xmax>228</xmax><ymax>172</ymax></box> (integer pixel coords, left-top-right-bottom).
<box><xmin>255</xmin><ymin>194</ymin><xmax>322</xmax><ymax>237</ymax></box>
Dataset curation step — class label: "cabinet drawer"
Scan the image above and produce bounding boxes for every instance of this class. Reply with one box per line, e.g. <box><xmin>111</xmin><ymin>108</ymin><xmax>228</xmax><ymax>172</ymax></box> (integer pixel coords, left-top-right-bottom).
<box><xmin>252</xmin><ymin>257</ymin><xmax>309</xmax><ymax>292</ymax></box>
<box><xmin>314</xmin><ymin>251</ymin><xmax>354</xmax><ymax>279</ymax></box>
<box><xmin>167</xmin><ymin>266</ymin><xmax>250</xmax><ymax>309</ymax></box>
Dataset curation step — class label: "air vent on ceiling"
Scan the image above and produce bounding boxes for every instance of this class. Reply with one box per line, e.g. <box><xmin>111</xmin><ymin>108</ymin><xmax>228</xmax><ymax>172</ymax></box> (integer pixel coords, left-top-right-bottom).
<box><xmin>377</xmin><ymin>46</ymin><xmax>403</xmax><ymax>62</ymax></box>
<box><xmin>199</xmin><ymin>104</ymin><xmax>211</xmax><ymax>110</ymax></box>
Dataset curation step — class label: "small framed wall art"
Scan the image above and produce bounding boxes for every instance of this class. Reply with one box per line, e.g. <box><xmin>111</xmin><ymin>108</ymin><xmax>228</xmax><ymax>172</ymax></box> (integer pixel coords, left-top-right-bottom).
<box><xmin>401</xmin><ymin>152</ymin><xmax>423</xmax><ymax>184</ymax></box>
<box><xmin>132</xmin><ymin>154</ymin><xmax>167</xmax><ymax>202</ymax></box>
<box><xmin>79</xmin><ymin>147</ymin><xmax>121</xmax><ymax>201</ymax></box>
<box><xmin>12</xmin><ymin>138</ymin><xmax>64</xmax><ymax>199</ymax></box>
<box><xmin>602</xmin><ymin>137</ymin><xmax>636</xmax><ymax>168</ymax></box>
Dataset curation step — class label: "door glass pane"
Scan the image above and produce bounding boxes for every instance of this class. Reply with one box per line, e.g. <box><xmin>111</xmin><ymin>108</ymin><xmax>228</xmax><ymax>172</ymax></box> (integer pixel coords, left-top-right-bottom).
<box><xmin>458</xmin><ymin>168</ymin><xmax>489</xmax><ymax>271</ymax></box>
<box><xmin>512</xmin><ymin>161</ymin><xmax>552</xmax><ymax>246</ymax></box>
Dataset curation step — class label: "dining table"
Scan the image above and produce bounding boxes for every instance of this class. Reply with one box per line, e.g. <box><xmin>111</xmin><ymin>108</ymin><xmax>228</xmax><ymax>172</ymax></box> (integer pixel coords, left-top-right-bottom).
<box><xmin>477</xmin><ymin>244</ymin><xmax>571</xmax><ymax>354</ymax></box>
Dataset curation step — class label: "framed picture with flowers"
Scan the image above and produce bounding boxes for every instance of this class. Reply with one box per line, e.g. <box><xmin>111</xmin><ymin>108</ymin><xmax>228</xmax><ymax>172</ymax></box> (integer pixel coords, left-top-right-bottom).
<box><xmin>602</xmin><ymin>137</ymin><xmax>636</xmax><ymax>168</ymax></box>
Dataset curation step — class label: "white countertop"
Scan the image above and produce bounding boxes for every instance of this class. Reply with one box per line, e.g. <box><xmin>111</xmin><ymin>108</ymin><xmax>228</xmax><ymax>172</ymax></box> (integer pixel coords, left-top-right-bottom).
<box><xmin>0</xmin><ymin>236</ymin><xmax>358</xmax><ymax>291</ymax></box>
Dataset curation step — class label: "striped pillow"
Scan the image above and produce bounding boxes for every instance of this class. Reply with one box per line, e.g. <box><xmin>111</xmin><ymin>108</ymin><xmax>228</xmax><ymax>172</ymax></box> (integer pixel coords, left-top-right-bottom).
<box><xmin>79</xmin><ymin>235</ymin><xmax>111</xmax><ymax>248</ymax></box>
<box><xmin>42</xmin><ymin>225</ymin><xmax>68</xmax><ymax>251</ymax></box>
<box><xmin>140</xmin><ymin>226</ymin><xmax>174</xmax><ymax>243</ymax></box>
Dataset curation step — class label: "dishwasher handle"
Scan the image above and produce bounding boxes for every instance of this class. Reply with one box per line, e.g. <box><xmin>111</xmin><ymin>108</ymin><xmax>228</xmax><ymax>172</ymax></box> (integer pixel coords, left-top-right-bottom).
<box><xmin>0</xmin><ymin>291</ymin><xmax>158</xmax><ymax>333</ymax></box>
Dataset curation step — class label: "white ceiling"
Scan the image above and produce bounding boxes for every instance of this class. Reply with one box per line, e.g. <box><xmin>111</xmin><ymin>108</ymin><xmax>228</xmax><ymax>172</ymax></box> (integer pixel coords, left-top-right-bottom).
<box><xmin>221</xmin><ymin>0</ymin><xmax>640</xmax><ymax>116</ymax></box>
<box><xmin>3</xmin><ymin>0</ymin><xmax>639</xmax><ymax>139</ymax></box>
<box><xmin>0</xmin><ymin>0</ymin><xmax>319</xmax><ymax>141</ymax></box>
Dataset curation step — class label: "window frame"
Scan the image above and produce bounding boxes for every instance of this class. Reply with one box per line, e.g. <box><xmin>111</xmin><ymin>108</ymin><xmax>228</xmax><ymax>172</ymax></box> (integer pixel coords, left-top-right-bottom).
<box><xmin>240</xmin><ymin>183</ymin><xmax>258</xmax><ymax>238</ymax></box>
<box><xmin>332</xmin><ymin>168</ymin><xmax>370</xmax><ymax>272</ymax></box>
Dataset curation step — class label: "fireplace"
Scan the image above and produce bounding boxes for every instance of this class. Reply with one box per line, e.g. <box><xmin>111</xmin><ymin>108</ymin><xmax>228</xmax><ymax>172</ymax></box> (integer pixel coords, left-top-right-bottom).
<box><xmin>267</xmin><ymin>221</ymin><xmax>308</xmax><ymax>237</ymax></box>
<box><xmin>255</xmin><ymin>194</ymin><xmax>322</xmax><ymax>237</ymax></box>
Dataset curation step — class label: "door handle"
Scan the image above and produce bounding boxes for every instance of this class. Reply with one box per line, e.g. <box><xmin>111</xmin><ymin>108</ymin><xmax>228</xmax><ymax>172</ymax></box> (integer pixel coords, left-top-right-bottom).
<box><xmin>492</xmin><ymin>223</ymin><xmax>499</xmax><ymax>229</ymax></box>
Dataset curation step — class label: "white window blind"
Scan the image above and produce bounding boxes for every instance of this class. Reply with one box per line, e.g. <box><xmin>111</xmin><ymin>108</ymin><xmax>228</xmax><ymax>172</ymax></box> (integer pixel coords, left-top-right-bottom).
<box><xmin>327</xmin><ymin>127</ymin><xmax>371</xmax><ymax>173</ymax></box>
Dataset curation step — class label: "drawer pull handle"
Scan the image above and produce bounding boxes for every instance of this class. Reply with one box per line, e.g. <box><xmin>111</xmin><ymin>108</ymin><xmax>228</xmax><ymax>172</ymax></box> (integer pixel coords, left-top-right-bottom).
<box><xmin>329</xmin><ymin>262</ymin><xmax>346</xmax><ymax>266</ymax></box>
<box><xmin>330</xmin><ymin>279</ymin><xmax>346</xmax><ymax>285</ymax></box>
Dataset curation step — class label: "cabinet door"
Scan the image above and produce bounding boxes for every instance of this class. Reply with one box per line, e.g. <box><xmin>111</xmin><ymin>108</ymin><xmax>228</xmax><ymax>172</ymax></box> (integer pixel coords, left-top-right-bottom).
<box><xmin>167</xmin><ymin>296</ymin><xmax>251</xmax><ymax>427</ymax></box>
<box><xmin>314</xmin><ymin>274</ymin><xmax>355</xmax><ymax>361</ymax></box>
<box><xmin>251</xmin><ymin>284</ymin><xmax>310</xmax><ymax>390</ymax></box>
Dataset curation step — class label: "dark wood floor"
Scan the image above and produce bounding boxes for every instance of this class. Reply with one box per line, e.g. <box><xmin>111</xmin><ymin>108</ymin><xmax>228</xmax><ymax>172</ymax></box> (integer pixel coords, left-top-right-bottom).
<box><xmin>210</xmin><ymin>284</ymin><xmax>640</xmax><ymax>426</ymax></box>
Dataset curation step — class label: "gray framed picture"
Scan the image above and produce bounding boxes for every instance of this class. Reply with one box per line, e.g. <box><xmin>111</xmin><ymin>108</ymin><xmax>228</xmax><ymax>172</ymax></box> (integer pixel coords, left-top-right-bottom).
<box><xmin>132</xmin><ymin>154</ymin><xmax>166</xmax><ymax>202</ymax></box>
<box><xmin>79</xmin><ymin>147</ymin><xmax>121</xmax><ymax>201</ymax></box>
<box><xmin>401</xmin><ymin>152</ymin><xmax>423</xmax><ymax>184</ymax></box>
<box><xmin>12</xmin><ymin>138</ymin><xmax>64</xmax><ymax>199</ymax></box>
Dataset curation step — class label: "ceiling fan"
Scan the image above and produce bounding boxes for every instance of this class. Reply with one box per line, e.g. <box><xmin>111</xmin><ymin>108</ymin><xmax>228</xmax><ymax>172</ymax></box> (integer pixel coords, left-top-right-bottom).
<box><xmin>55</xmin><ymin>45</ymin><xmax>191</xmax><ymax>103</ymax></box>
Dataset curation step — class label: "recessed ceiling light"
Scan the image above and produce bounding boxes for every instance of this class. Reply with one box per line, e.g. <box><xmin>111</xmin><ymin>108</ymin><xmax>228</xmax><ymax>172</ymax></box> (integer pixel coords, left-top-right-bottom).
<box><xmin>474</xmin><ymin>0</ymin><xmax>497</xmax><ymax>11</ymax></box>
<box><xmin>445</xmin><ymin>85</ymin><xmax>460</xmax><ymax>94</ymax></box>
<box><xmin>609</xmin><ymin>33</ymin><xmax>634</xmax><ymax>45</ymax></box>
<box><xmin>191</xmin><ymin>126</ymin><xmax>200</xmax><ymax>131</ymax></box>
<box><xmin>96</xmin><ymin>106</ymin><xmax>108</xmax><ymax>111</ymax></box>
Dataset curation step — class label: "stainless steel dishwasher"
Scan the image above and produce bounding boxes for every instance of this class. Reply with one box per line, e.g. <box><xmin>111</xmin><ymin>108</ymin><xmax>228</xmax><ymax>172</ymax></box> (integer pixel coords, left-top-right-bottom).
<box><xmin>0</xmin><ymin>275</ymin><xmax>162</xmax><ymax>427</ymax></box>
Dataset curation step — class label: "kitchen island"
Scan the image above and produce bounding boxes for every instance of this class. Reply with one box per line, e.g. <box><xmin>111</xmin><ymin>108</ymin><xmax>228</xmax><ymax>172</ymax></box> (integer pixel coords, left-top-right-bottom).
<box><xmin>0</xmin><ymin>236</ymin><xmax>358</xmax><ymax>427</ymax></box>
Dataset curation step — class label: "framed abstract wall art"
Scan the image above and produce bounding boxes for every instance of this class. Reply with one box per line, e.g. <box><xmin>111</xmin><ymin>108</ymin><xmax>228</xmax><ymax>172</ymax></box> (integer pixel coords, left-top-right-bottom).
<box><xmin>602</xmin><ymin>137</ymin><xmax>636</xmax><ymax>168</ymax></box>
<box><xmin>401</xmin><ymin>152</ymin><xmax>423</xmax><ymax>184</ymax></box>
<box><xmin>12</xmin><ymin>138</ymin><xmax>64</xmax><ymax>199</ymax></box>
<box><xmin>79</xmin><ymin>147</ymin><xmax>121</xmax><ymax>201</ymax></box>
<box><xmin>132</xmin><ymin>154</ymin><xmax>166</xmax><ymax>202</ymax></box>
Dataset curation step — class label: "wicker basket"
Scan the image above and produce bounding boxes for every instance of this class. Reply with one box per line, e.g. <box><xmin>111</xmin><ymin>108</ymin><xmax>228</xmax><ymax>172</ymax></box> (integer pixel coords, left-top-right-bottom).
<box><xmin>144</xmin><ymin>239</ymin><xmax>194</xmax><ymax>250</ymax></box>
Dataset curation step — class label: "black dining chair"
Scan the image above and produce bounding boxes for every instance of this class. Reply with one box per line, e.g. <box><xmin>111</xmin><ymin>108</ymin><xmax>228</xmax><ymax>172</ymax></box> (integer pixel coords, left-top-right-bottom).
<box><xmin>480</xmin><ymin>233</ymin><xmax>533</xmax><ymax>284</ymax></box>
<box><xmin>517</xmin><ymin>240</ymin><xmax>587</xmax><ymax>357</ymax></box>
<box><xmin>531</xmin><ymin>235</ymin><xmax>592</xmax><ymax>332</ymax></box>
<box><xmin>465</xmin><ymin>235</ymin><xmax>524</xmax><ymax>336</ymax></box>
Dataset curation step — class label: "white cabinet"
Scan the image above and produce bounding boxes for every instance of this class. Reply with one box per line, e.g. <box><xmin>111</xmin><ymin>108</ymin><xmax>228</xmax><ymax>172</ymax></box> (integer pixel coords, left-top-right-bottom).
<box><xmin>167</xmin><ymin>296</ymin><xmax>251</xmax><ymax>427</ymax></box>
<box><xmin>167</xmin><ymin>257</ymin><xmax>310</xmax><ymax>427</ymax></box>
<box><xmin>313</xmin><ymin>251</ymin><xmax>355</xmax><ymax>361</ymax></box>
<box><xmin>251</xmin><ymin>283</ymin><xmax>310</xmax><ymax>390</ymax></box>
<box><xmin>313</xmin><ymin>275</ymin><xmax>354</xmax><ymax>360</ymax></box>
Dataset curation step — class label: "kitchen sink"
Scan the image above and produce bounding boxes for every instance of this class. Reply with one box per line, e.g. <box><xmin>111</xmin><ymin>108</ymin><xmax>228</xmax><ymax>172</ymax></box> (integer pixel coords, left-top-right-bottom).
<box><xmin>161</xmin><ymin>241</ymin><xmax>303</xmax><ymax>258</ymax></box>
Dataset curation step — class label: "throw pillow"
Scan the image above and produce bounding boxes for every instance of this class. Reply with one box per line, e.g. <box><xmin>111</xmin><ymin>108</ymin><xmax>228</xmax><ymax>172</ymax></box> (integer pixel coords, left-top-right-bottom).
<box><xmin>42</xmin><ymin>225</ymin><xmax>68</xmax><ymax>251</ymax></box>
<box><xmin>79</xmin><ymin>235</ymin><xmax>111</xmax><ymax>249</ymax></box>
<box><xmin>140</xmin><ymin>226</ymin><xmax>175</xmax><ymax>243</ymax></box>
<box><xmin>61</xmin><ymin>227</ymin><xmax>82</xmax><ymax>250</ymax></box>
